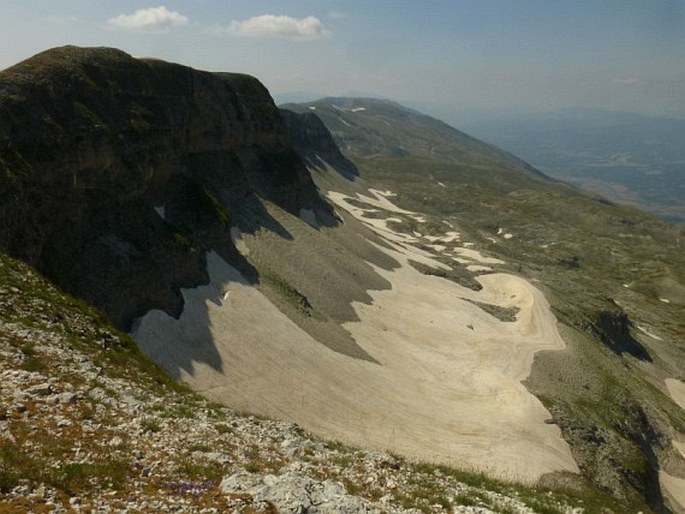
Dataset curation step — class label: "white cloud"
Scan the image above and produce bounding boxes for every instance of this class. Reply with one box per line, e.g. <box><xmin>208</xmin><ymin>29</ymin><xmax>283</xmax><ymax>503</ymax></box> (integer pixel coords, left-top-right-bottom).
<box><xmin>107</xmin><ymin>6</ymin><xmax>188</xmax><ymax>31</ymax></box>
<box><xmin>227</xmin><ymin>14</ymin><xmax>330</xmax><ymax>40</ymax></box>
<box><xmin>328</xmin><ymin>11</ymin><xmax>348</xmax><ymax>20</ymax></box>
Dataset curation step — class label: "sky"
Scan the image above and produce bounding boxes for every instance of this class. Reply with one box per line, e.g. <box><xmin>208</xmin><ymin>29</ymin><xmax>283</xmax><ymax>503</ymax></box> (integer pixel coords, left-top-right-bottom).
<box><xmin>0</xmin><ymin>1</ymin><xmax>683</xmax><ymax>121</ymax></box>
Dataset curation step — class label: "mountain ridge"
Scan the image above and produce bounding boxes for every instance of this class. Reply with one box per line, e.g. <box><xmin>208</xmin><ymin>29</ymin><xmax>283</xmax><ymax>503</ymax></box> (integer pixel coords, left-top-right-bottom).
<box><xmin>0</xmin><ymin>45</ymin><xmax>332</xmax><ymax>330</ymax></box>
<box><xmin>0</xmin><ymin>47</ymin><xmax>683</xmax><ymax>512</ymax></box>
<box><xmin>282</xmin><ymin>96</ymin><xmax>548</xmax><ymax>183</ymax></box>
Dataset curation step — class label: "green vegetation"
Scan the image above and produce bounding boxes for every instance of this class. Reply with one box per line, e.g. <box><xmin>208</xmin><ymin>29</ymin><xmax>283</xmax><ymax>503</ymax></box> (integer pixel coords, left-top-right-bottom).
<box><xmin>0</xmin><ymin>440</ymin><xmax>129</xmax><ymax>496</ymax></box>
<box><xmin>18</xmin><ymin>343</ymin><xmax>44</xmax><ymax>372</ymax></box>
<box><xmin>0</xmin><ymin>442</ymin><xmax>29</xmax><ymax>493</ymax></box>
<box><xmin>72</xmin><ymin>101</ymin><xmax>105</xmax><ymax>127</ymax></box>
<box><xmin>392</xmin><ymin>463</ymin><xmax>626</xmax><ymax>514</ymax></box>
<box><xmin>203</xmin><ymin>188</ymin><xmax>230</xmax><ymax>226</ymax></box>
<box><xmin>214</xmin><ymin>423</ymin><xmax>233</xmax><ymax>435</ymax></box>
<box><xmin>140</xmin><ymin>418</ymin><xmax>162</xmax><ymax>433</ymax></box>
<box><xmin>127</xmin><ymin>103</ymin><xmax>153</xmax><ymax>134</ymax></box>
<box><xmin>48</xmin><ymin>460</ymin><xmax>129</xmax><ymax>494</ymax></box>
<box><xmin>189</xmin><ymin>443</ymin><xmax>213</xmax><ymax>453</ymax></box>
<box><xmin>175</xmin><ymin>459</ymin><xmax>223</xmax><ymax>482</ymax></box>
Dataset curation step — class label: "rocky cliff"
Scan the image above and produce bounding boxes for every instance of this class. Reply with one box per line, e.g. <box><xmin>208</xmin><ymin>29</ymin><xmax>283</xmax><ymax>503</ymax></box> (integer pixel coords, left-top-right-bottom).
<box><xmin>280</xmin><ymin>109</ymin><xmax>359</xmax><ymax>179</ymax></box>
<box><xmin>0</xmin><ymin>46</ymin><xmax>330</xmax><ymax>329</ymax></box>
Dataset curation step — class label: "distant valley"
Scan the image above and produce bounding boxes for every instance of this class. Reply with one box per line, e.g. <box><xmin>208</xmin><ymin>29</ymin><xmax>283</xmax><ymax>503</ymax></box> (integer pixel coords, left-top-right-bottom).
<box><xmin>462</xmin><ymin>109</ymin><xmax>685</xmax><ymax>223</ymax></box>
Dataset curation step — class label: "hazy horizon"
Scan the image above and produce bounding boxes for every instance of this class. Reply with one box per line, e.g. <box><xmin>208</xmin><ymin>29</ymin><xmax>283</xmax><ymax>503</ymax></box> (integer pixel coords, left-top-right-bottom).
<box><xmin>1</xmin><ymin>1</ymin><xmax>683</xmax><ymax>120</ymax></box>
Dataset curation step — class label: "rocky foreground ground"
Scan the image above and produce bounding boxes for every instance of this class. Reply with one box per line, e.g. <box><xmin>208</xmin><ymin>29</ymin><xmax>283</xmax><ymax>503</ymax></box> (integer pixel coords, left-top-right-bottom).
<box><xmin>0</xmin><ymin>254</ymin><xmax>604</xmax><ymax>513</ymax></box>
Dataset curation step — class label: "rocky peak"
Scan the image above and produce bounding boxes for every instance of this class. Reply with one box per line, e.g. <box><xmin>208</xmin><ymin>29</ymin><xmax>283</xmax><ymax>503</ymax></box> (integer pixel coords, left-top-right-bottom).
<box><xmin>0</xmin><ymin>46</ymin><xmax>330</xmax><ymax>329</ymax></box>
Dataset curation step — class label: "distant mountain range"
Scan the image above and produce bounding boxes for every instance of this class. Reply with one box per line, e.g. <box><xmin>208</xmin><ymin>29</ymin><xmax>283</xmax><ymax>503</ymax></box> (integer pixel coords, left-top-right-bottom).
<box><xmin>462</xmin><ymin>109</ymin><xmax>685</xmax><ymax>223</ymax></box>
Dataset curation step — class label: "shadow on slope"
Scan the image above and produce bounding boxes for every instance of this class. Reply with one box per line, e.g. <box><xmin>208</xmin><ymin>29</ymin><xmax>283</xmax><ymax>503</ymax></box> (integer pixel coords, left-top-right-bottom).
<box><xmin>280</xmin><ymin>109</ymin><xmax>360</xmax><ymax>180</ymax></box>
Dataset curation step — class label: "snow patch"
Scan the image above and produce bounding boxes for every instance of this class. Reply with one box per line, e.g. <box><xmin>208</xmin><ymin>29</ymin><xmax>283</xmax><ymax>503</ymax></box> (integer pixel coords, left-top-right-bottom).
<box><xmin>353</xmin><ymin>189</ymin><xmax>414</xmax><ymax>214</ymax></box>
<box><xmin>660</xmin><ymin>472</ymin><xmax>685</xmax><ymax>513</ymax></box>
<box><xmin>467</xmin><ymin>265</ymin><xmax>493</xmax><ymax>273</ymax></box>
<box><xmin>327</xmin><ymin>192</ymin><xmax>423</xmax><ymax>246</ymax></box>
<box><xmin>133</xmin><ymin>245</ymin><xmax>579</xmax><ymax>481</ymax></box>
<box><xmin>454</xmin><ymin>248</ymin><xmax>506</xmax><ymax>265</ymax></box>
<box><xmin>442</xmin><ymin>232</ymin><xmax>460</xmax><ymax>243</ymax></box>
<box><xmin>636</xmin><ymin>326</ymin><xmax>663</xmax><ymax>341</ymax></box>
<box><xmin>666</xmin><ymin>379</ymin><xmax>685</xmax><ymax>411</ymax></box>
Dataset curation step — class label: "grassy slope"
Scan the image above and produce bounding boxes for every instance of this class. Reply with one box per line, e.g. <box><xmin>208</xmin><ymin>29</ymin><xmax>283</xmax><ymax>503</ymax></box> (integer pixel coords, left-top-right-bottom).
<box><xmin>285</xmin><ymin>98</ymin><xmax>685</xmax><ymax>512</ymax></box>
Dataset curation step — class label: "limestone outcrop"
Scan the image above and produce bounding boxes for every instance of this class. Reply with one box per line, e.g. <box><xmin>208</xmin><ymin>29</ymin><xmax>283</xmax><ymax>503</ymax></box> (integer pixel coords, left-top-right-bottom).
<box><xmin>0</xmin><ymin>46</ymin><xmax>330</xmax><ymax>328</ymax></box>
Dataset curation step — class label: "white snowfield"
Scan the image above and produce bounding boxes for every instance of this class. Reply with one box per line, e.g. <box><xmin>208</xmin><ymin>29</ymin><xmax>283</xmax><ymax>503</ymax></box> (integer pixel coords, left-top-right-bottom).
<box><xmin>132</xmin><ymin>189</ymin><xmax>580</xmax><ymax>482</ymax></box>
<box><xmin>666</xmin><ymin>379</ymin><xmax>685</xmax><ymax>410</ymax></box>
<box><xmin>660</xmin><ymin>472</ymin><xmax>685</xmax><ymax>513</ymax></box>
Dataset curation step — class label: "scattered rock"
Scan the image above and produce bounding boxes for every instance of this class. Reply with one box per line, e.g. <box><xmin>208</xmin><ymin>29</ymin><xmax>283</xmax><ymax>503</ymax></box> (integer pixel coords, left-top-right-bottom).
<box><xmin>221</xmin><ymin>471</ymin><xmax>376</xmax><ymax>513</ymax></box>
<box><xmin>27</xmin><ymin>382</ymin><xmax>53</xmax><ymax>396</ymax></box>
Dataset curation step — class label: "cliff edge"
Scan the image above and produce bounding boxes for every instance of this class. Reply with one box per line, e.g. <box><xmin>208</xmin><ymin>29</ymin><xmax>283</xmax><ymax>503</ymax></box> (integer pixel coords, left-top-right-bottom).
<box><xmin>0</xmin><ymin>46</ymin><xmax>330</xmax><ymax>328</ymax></box>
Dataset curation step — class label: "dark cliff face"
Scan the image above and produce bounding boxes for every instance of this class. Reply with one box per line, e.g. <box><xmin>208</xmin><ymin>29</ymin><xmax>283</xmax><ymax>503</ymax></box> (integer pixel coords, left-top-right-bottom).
<box><xmin>280</xmin><ymin>109</ymin><xmax>359</xmax><ymax>179</ymax></box>
<box><xmin>0</xmin><ymin>46</ymin><xmax>330</xmax><ymax>328</ymax></box>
